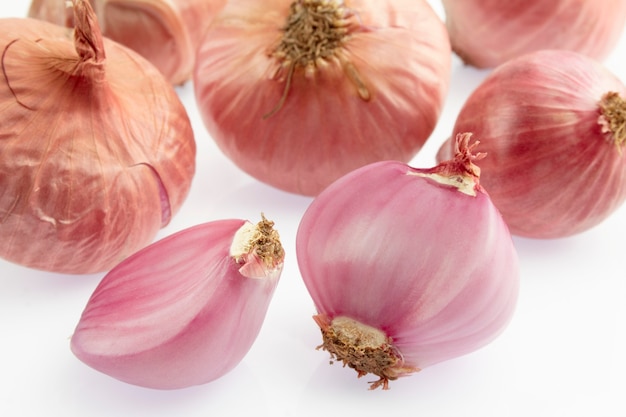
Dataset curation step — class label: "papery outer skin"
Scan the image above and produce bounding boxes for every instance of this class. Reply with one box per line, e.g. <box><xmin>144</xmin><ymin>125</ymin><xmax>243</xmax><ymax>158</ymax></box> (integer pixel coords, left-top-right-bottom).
<box><xmin>28</xmin><ymin>0</ymin><xmax>228</xmax><ymax>85</ymax></box>
<box><xmin>442</xmin><ymin>0</ymin><xmax>626</xmax><ymax>68</ymax></box>
<box><xmin>71</xmin><ymin>219</ymin><xmax>282</xmax><ymax>390</ymax></box>
<box><xmin>296</xmin><ymin>160</ymin><xmax>520</xmax><ymax>372</ymax></box>
<box><xmin>438</xmin><ymin>50</ymin><xmax>626</xmax><ymax>239</ymax></box>
<box><xmin>193</xmin><ymin>0</ymin><xmax>451</xmax><ymax>196</ymax></box>
<box><xmin>0</xmin><ymin>16</ymin><xmax>196</xmax><ymax>273</ymax></box>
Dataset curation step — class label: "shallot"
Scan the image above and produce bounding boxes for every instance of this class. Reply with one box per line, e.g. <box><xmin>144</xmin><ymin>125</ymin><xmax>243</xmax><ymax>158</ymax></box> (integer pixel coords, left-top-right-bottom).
<box><xmin>193</xmin><ymin>0</ymin><xmax>451</xmax><ymax>196</ymax></box>
<box><xmin>0</xmin><ymin>0</ymin><xmax>195</xmax><ymax>273</ymax></box>
<box><xmin>442</xmin><ymin>0</ymin><xmax>626</xmax><ymax>68</ymax></box>
<box><xmin>296</xmin><ymin>133</ymin><xmax>520</xmax><ymax>389</ymax></box>
<box><xmin>28</xmin><ymin>0</ymin><xmax>228</xmax><ymax>85</ymax></box>
<box><xmin>437</xmin><ymin>50</ymin><xmax>626</xmax><ymax>239</ymax></box>
<box><xmin>71</xmin><ymin>215</ymin><xmax>284</xmax><ymax>389</ymax></box>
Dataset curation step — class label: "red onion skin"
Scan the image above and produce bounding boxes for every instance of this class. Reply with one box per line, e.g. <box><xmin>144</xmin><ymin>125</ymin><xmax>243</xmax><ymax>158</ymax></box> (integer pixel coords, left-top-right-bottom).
<box><xmin>193</xmin><ymin>0</ymin><xmax>451</xmax><ymax>196</ymax></box>
<box><xmin>439</xmin><ymin>50</ymin><xmax>626</xmax><ymax>239</ymax></box>
<box><xmin>296</xmin><ymin>148</ymin><xmax>519</xmax><ymax>384</ymax></box>
<box><xmin>0</xmin><ymin>6</ymin><xmax>195</xmax><ymax>273</ymax></box>
<box><xmin>71</xmin><ymin>218</ymin><xmax>283</xmax><ymax>389</ymax></box>
<box><xmin>442</xmin><ymin>0</ymin><xmax>626</xmax><ymax>68</ymax></box>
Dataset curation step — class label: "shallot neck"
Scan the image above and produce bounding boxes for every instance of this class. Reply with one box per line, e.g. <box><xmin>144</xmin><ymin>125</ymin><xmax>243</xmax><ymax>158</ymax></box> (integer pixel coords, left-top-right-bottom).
<box><xmin>72</xmin><ymin>0</ymin><xmax>106</xmax><ymax>80</ymax></box>
<box><xmin>412</xmin><ymin>132</ymin><xmax>485</xmax><ymax>196</ymax></box>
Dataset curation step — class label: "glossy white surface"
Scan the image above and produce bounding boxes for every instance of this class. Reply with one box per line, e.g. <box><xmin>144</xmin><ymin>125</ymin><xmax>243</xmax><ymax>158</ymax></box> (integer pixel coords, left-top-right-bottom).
<box><xmin>1</xmin><ymin>2</ymin><xmax>625</xmax><ymax>416</ymax></box>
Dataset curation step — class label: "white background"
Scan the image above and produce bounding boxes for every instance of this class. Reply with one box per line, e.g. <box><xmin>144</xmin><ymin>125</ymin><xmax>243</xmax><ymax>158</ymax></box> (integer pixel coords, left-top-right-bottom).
<box><xmin>1</xmin><ymin>1</ymin><xmax>625</xmax><ymax>416</ymax></box>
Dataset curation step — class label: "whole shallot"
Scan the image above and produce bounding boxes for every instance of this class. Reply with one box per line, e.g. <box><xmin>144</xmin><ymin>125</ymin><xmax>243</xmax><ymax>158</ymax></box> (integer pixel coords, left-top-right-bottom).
<box><xmin>194</xmin><ymin>0</ymin><xmax>451</xmax><ymax>196</ymax></box>
<box><xmin>437</xmin><ymin>50</ymin><xmax>626</xmax><ymax>239</ymax></box>
<box><xmin>0</xmin><ymin>0</ymin><xmax>195</xmax><ymax>274</ymax></box>
<box><xmin>296</xmin><ymin>133</ymin><xmax>520</xmax><ymax>389</ymax></box>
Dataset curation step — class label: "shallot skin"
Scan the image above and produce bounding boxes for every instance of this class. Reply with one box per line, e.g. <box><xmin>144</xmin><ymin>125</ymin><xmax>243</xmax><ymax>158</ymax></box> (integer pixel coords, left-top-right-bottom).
<box><xmin>296</xmin><ymin>140</ymin><xmax>520</xmax><ymax>388</ymax></box>
<box><xmin>439</xmin><ymin>50</ymin><xmax>626</xmax><ymax>239</ymax></box>
<box><xmin>0</xmin><ymin>4</ymin><xmax>195</xmax><ymax>273</ymax></box>
<box><xmin>193</xmin><ymin>0</ymin><xmax>451</xmax><ymax>196</ymax></box>
<box><xmin>71</xmin><ymin>218</ymin><xmax>284</xmax><ymax>390</ymax></box>
<box><xmin>442</xmin><ymin>0</ymin><xmax>626</xmax><ymax>68</ymax></box>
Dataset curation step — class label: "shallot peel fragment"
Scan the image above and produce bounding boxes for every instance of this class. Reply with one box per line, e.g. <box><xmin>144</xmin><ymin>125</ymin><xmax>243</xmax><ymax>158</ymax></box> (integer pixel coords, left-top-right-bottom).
<box><xmin>0</xmin><ymin>0</ymin><xmax>195</xmax><ymax>273</ymax></box>
<box><xmin>438</xmin><ymin>50</ymin><xmax>626</xmax><ymax>239</ymax></box>
<box><xmin>28</xmin><ymin>0</ymin><xmax>228</xmax><ymax>84</ymax></box>
<box><xmin>71</xmin><ymin>215</ymin><xmax>284</xmax><ymax>390</ymax></box>
<box><xmin>442</xmin><ymin>0</ymin><xmax>626</xmax><ymax>68</ymax></box>
<box><xmin>194</xmin><ymin>0</ymin><xmax>451</xmax><ymax>196</ymax></box>
<box><xmin>296</xmin><ymin>134</ymin><xmax>520</xmax><ymax>389</ymax></box>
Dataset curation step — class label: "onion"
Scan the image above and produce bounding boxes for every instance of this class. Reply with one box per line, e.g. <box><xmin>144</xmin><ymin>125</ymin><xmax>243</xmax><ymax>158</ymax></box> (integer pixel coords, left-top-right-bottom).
<box><xmin>296</xmin><ymin>133</ymin><xmax>520</xmax><ymax>389</ymax></box>
<box><xmin>28</xmin><ymin>0</ymin><xmax>228</xmax><ymax>85</ymax></box>
<box><xmin>442</xmin><ymin>0</ymin><xmax>626</xmax><ymax>68</ymax></box>
<box><xmin>437</xmin><ymin>50</ymin><xmax>626</xmax><ymax>239</ymax></box>
<box><xmin>71</xmin><ymin>215</ymin><xmax>284</xmax><ymax>389</ymax></box>
<box><xmin>193</xmin><ymin>0</ymin><xmax>451</xmax><ymax>196</ymax></box>
<box><xmin>0</xmin><ymin>0</ymin><xmax>196</xmax><ymax>274</ymax></box>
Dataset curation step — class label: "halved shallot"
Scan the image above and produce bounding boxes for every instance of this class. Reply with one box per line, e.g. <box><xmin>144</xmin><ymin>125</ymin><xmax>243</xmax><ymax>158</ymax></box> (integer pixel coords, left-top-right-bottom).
<box><xmin>193</xmin><ymin>0</ymin><xmax>451</xmax><ymax>196</ymax></box>
<box><xmin>296</xmin><ymin>133</ymin><xmax>520</xmax><ymax>389</ymax></box>
<box><xmin>437</xmin><ymin>50</ymin><xmax>626</xmax><ymax>239</ymax></box>
<box><xmin>71</xmin><ymin>215</ymin><xmax>284</xmax><ymax>389</ymax></box>
<box><xmin>0</xmin><ymin>0</ymin><xmax>195</xmax><ymax>273</ymax></box>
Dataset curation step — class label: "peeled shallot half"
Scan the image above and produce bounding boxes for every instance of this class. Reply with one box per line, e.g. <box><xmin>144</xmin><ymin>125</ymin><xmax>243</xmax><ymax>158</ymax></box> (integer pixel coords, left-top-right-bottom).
<box><xmin>194</xmin><ymin>0</ymin><xmax>451</xmax><ymax>196</ymax></box>
<box><xmin>71</xmin><ymin>215</ymin><xmax>284</xmax><ymax>389</ymax></box>
<box><xmin>0</xmin><ymin>0</ymin><xmax>195</xmax><ymax>274</ymax></box>
<box><xmin>296</xmin><ymin>133</ymin><xmax>520</xmax><ymax>389</ymax></box>
<box><xmin>442</xmin><ymin>0</ymin><xmax>626</xmax><ymax>68</ymax></box>
<box><xmin>437</xmin><ymin>50</ymin><xmax>626</xmax><ymax>239</ymax></box>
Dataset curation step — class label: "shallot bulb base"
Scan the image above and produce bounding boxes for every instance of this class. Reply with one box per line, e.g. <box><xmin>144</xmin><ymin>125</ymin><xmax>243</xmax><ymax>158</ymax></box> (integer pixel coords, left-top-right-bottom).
<box><xmin>314</xmin><ymin>315</ymin><xmax>419</xmax><ymax>390</ymax></box>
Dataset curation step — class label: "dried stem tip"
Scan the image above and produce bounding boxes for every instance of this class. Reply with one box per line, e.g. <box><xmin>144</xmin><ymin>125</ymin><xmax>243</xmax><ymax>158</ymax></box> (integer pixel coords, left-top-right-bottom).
<box><xmin>599</xmin><ymin>91</ymin><xmax>626</xmax><ymax>147</ymax></box>
<box><xmin>272</xmin><ymin>0</ymin><xmax>350</xmax><ymax>69</ymax></box>
<box><xmin>251</xmin><ymin>214</ymin><xmax>285</xmax><ymax>268</ymax></box>
<box><xmin>264</xmin><ymin>0</ymin><xmax>368</xmax><ymax>118</ymax></box>
<box><xmin>314</xmin><ymin>315</ymin><xmax>419</xmax><ymax>390</ymax></box>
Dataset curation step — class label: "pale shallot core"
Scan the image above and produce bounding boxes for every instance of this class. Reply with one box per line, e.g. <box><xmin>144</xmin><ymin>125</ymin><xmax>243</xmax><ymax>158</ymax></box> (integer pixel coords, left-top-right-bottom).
<box><xmin>265</xmin><ymin>0</ymin><xmax>368</xmax><ymax>117</ymax></box>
